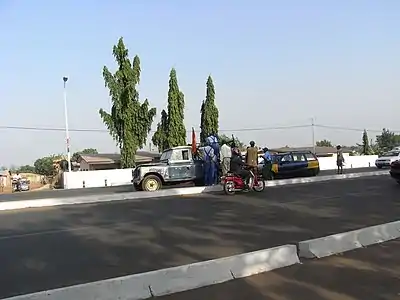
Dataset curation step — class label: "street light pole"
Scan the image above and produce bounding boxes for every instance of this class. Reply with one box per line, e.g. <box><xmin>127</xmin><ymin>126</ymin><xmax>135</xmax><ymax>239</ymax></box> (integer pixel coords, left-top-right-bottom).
<box><xmin>63</xmin><ymin>77</ymin><xmax>72</xmax><ymax>172</ymax></box>
<box><xmin>311</xmin><ymin>117</ymin><xmax>316</xmax><ymax>154</ymax></box>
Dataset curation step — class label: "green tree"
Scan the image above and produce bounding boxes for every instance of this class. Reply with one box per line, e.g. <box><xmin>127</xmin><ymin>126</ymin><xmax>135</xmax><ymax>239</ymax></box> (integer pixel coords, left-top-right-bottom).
<box><xmin>152</xmin><ymin>109</ymin><xmax>169</xmax><ymax>152</ymax></box>
<box><xmin>200</xmin><ymin>75</ymin><xmax>219</xmax><ymax>144</ymax></box>
<box><xmin>34</xmin><ymin>155</ymin><xmax>60</xmax><ymax>176</ymax></box>
<box><xmin>166</xmin><ymin>68</ymin><xmax>186</xmax><ymax>147</ymax></box>
<box><xmin>316</xmin><ymin>139</ymin><xmax>333</xmax><ymax>147</ymax></box>
<box><xmin>18</xmin><ymin>165</ymin><xmax>36</xmax><ymax>173</ymax></box>
<box><xmin>361</xmin><ymin>129</ymin><xmax>372</xmax><ymax>155</ymax></box>
<box><xmin>72</xmin><ymin>148</ymin><xmax>98</xmax><ymax>162</ymax></box>
<box><xmin>99</xmin><ymin>38</ymin><xmax>156</xmax><ymax>168</ymax></box>
<box><xmin>375</xmin><ymin>128</ymin><xmax>400</xmax><ymax>153</ymax></box>
<box><xmin>218</xmin><ymin>134</ymin><xmax>245</xmax><ymax>150</ymax></box>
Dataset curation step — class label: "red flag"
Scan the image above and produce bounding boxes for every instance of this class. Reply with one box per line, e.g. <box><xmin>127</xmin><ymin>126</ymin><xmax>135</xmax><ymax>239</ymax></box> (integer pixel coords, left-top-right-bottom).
<box><xmin>191</xmin><ymin>127</ymin><xmax>197</xmax><ymax>154</ymax></box>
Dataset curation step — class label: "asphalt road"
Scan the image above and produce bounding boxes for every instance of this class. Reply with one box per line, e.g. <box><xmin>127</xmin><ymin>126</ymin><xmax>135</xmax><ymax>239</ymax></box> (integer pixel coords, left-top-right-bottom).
<box><xmin>0</xmin><ymin>175</ymin><xmax>397</xmax><ymax>298</ymax></box>
<box><xmin>160</xmin><ymin>239</ymin><xmax>400</xmax><ymax>300</ymax></box>
<box><xmin>0</xmin><ymin>167</ymin><xmax>384</xmax><ymax>202</ymax></box>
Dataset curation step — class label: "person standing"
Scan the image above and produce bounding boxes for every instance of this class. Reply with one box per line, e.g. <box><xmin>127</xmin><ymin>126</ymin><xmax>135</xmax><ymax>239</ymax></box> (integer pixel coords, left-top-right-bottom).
<box><xmin>246</xmin><ymin>141</ymin><xmax>259</xmax><ymax>176</ymax></box>
<box><xmin>336</xmin><ymin>145</ymin><xmax>345</xmax><ymax>174</ymax></box>
<box><xmin>207</xmin><ymin>135</ymin><xmax>220</xmax><ymax>183</ymax></box>
<box><xmin>220</xmin><ymin>142</ymin><xmax>232</xmax><ymax>175</ymax></box>
<box><xmin>203</xmin><ymin>144</ymin><xmax>216</xmax><ymax>186</ymax></box>
<box><xmin>262</xmin><ymin>147</ymin><xmax>273</xmax><ymax>180</ymax></box>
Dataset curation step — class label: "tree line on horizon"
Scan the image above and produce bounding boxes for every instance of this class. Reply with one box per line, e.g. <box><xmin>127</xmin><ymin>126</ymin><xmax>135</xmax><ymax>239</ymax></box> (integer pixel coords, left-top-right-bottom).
<box><xmin>316</xmin><ymin>128</ymin><xmax>400</xmax><ymax>155</ymax></box>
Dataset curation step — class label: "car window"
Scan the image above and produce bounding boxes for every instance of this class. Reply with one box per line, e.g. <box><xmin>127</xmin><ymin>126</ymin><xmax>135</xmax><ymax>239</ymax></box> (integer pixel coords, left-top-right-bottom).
<box><xmin>293</xmin><ymin>153</ymin><xmax>306</xmax><ymax>161</ymax></box>
<box><xmin>182</xmin><ymin>150</ymin><xmax>189</xmax><ymax>160</ymax></box>
<box><xmin>171</xmin><ymin>149</ymin><xmax>190</xmax><ymax>161</ymax></box>
<box><xmin>304</xmin><ymin>152</ymin><xmax>317</xmax><ymax>161</ymax></box>
<box><xmin>382</xmin><ymin>151</ymin><xmax>400</xmax><ymax>157</ymax></box>
<box><xmin>281</xmin><ymin>154</ymin><xmax>293</xmax><ymax>162</ymax></box>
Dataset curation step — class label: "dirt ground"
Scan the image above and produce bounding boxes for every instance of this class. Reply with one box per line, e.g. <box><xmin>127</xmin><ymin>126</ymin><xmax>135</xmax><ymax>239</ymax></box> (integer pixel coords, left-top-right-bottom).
<box><xmin>0</xmin><ymin>182</ymin><xmax>45</xmax><ymax>194</ymax></box>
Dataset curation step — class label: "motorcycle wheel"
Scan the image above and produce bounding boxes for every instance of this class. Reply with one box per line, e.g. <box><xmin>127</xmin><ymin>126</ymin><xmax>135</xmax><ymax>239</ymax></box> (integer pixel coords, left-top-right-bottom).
<box><xmin>253</xmin><ymin>179</ymin><xmax>266</xmax><ymax>192</ymax></box>
<box><xmin>223</xmin><ymin>181</ymin><xmax>236</xmax><ymax>195</ymax></box>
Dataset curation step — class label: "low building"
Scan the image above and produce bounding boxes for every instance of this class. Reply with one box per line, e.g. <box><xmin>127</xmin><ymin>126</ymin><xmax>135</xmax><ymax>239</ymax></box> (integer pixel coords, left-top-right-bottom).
<box><xmin>77</xmin><ymin>151</ymin><xmax>161</xmax><ymax>171</ymax></box>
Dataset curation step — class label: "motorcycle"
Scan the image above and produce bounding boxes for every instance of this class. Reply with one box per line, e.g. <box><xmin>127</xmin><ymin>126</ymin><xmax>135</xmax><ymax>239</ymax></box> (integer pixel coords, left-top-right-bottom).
<box><xmin>221</xmin><ymin>167</ymin><xmax>266</xmax><ymax>195</ymax></box>
<box><xmin>12</xmin><ymin>179</ymin><xmax>22</xmax><ymax>193</ymax></box>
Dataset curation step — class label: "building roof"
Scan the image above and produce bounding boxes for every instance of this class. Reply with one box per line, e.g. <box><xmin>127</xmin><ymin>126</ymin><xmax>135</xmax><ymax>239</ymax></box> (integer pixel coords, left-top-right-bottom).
<box><xmin>78</xmin><ymin>151</ymin><xmax>161</xmax><ymax>165</ymax></box>
<box><xmin>270</xmin><ymin>146</ymin><xmax>353</xmax><ymax>155</ymax></box>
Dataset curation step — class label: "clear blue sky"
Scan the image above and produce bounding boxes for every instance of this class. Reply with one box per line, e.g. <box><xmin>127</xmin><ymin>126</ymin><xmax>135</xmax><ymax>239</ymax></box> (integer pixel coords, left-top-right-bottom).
<box><xmin>0</xmin><ymin>0</ymin><xmax>399</xmax><ymax>166</ymax></box>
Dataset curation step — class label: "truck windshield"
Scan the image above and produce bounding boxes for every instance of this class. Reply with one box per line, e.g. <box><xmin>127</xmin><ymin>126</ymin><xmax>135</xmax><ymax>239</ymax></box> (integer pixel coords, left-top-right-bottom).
<box><xmin>160</xmin><ymin>150</ymin><xmax>172</xmax><ymax>161</ymax></box>
<box><xmin>382</xmin><ymin>151</ymin><xmax>399</xmax><ymax>157</ymax></box>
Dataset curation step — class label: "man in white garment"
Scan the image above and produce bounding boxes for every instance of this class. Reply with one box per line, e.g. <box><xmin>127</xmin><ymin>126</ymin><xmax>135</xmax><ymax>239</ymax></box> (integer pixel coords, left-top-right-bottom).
<box><xmin>12</xmin><ymin>172</ymin><xmax>22</xmax><ymax>181</ymax></box>
<box><xmin>220</xmin><ymin>143</ymin><xmax>232</xmax><ymax>175</ymax></box>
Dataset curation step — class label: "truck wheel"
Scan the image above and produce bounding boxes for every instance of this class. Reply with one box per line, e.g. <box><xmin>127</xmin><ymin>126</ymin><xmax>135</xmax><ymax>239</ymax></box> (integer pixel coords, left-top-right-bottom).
<box><xmin>142</xmin><ymin>175</ymin><xmax>162</xmax><ymax>192</ymax></box>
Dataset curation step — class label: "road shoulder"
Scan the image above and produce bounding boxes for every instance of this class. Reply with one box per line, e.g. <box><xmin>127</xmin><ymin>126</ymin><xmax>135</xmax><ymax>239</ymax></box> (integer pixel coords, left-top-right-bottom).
<box><xmin>159</xmin><ymin>239</ymin><xmax>400</xmax><ymax>300</ymax></box>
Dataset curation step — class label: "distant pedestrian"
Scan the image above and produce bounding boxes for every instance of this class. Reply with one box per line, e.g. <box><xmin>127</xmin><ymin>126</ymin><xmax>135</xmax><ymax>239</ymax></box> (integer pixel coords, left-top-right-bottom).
<box><xmin>336</xmin><ymin>145</ymin><xmax>345</xmax><ymax>174</ymax></box>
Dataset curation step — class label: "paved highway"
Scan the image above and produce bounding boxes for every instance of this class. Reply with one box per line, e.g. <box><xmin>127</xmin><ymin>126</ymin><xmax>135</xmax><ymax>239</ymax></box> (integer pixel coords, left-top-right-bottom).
<box><xmin>0</xmin><ymin>175</ymin><xmax>397</xmax><ymax>298</ymax></box>
<box><xmin>160</xmin><ymin>239</ymin><xmax>400</xmax><ymax>300</ymax></box>
<box><xmin>0</xmin><ymin>167</ymin><xmax>383</xmax><ymax>202</ymax></box>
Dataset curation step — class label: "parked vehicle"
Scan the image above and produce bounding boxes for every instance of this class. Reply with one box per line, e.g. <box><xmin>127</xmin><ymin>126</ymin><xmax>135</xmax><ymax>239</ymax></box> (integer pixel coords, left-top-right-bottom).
<box><xmin>221</xmin><ymin>167</ymin><xmax>265</xmax><ymax>195</ymax></box>
<box><xmin>259</xmin><ymin>150</ymin><xmax>320</xmax><ymax>180</ymax></box>
<box><xmin>132</xmin><ymin>146</ymin><xmax>204</xmax><ymax>191</ymax></box>
<box><xmin>389</xmin><ymin>160</ymin><xmax>400</xmax><ymax>185</ymax></box>
<box><xmin>375</xmin><ymin>150</ymin><xmax>400</xmax><ymax>169</ymax></box>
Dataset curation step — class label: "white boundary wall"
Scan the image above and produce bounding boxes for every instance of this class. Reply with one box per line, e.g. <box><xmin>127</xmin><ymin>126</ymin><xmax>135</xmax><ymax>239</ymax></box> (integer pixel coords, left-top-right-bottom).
<box><xmin>63</xmin><ymin>155</ymin><xmax>378</xmax><ymax>189</ymax></box>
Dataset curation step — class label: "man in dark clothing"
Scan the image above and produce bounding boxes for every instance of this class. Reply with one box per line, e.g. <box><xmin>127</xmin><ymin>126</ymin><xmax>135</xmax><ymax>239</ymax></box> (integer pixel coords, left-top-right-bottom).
<box><xmin>230</xmin><ymin>147</ymin><xmax>250</xmax><ymax>186</ymax></box>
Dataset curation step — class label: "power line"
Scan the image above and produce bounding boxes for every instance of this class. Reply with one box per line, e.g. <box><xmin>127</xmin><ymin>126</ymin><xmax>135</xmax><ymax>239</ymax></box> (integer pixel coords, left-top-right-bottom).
<box><xmin>0</xmin><ymin>124</ymin><xmax>311</xmax><ymax>133</ymax></box>
<box><xmin>315</xmin><ymin>124</ymin><xmax>400</xmax><ymax>134</ymax></box>
<box><xmin>0</xmin><ymin>124</ymin><xmax>398</xmax><ymax>134</ymax></box>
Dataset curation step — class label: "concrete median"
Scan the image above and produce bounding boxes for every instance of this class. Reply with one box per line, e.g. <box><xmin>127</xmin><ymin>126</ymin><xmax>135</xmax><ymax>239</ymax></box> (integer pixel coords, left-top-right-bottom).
<box><xmin>2</xmin><ymin>244</ymin><xmax>299</xmax><ymax>300</ymax></box>
<box><xmin>298</xmin><ymin>220</ymin><xmax>400</xmax><ymax>259</ymax></box>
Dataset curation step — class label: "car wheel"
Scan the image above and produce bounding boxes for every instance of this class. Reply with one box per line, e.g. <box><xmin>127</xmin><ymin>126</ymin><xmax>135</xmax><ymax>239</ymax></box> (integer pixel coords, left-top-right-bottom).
<box><xmin>141</xmin><ymin>175</ymin><xmax>162</xmax><ymax>192</ymax></box>
<box><xmin>377</xmin><ymin>165</ymin><xmax>383</xmax><ymax>169</ymax></box>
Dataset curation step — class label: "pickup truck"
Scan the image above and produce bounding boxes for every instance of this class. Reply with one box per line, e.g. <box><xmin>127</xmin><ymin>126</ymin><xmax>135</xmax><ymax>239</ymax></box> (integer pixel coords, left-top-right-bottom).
<box><xmin>132</xmin><ymin>146</ymin><xmax>205</xmax><ymax>191</ymax></box>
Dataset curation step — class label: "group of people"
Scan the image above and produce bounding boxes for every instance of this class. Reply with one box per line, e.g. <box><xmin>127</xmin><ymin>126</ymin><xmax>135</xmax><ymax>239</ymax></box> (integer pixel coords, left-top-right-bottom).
<box><xmin>199</xmin><ymin>137</ymin><xmax>346</xmax><ymax>185</ymax></box>
<box><xmin>199</xmin><ymin>136</ymin><xmax>272</xmax><ymax>187</ymax></box>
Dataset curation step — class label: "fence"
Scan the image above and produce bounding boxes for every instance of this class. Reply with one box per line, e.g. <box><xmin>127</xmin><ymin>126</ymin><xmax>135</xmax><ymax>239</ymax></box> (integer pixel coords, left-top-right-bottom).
<box><xmin>62</xmin><ymin>155</ymin><xmax>379</xmax><ymax>189</ymax></box>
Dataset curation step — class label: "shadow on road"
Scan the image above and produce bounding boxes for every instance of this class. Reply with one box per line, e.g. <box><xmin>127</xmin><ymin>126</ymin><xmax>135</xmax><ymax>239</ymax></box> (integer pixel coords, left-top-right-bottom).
<box><xmin>0</xmin><ymin>176</ymin><xmax>398</xmax><ymax>298</ymax></box>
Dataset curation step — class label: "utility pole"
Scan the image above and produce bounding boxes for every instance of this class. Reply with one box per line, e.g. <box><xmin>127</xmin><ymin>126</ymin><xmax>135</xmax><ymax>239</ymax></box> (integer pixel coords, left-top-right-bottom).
<box><xmin>63</xmin><ymin>76</ymin><xmax>72</xmax><ymax>172</ymax></box>
<box><xmin>311</xmin><ymin>117</ymin><xmax>316</xmax><ymax>154</ymax></box>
